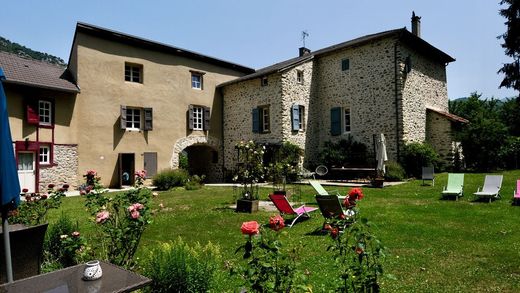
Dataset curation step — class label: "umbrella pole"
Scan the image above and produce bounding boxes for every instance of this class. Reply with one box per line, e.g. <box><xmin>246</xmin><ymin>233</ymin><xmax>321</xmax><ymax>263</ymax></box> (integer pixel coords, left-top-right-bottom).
<box><xmin>2</xmin><ymin>209</ymin><xmax>13</xmax><ymax>283</ymax></box>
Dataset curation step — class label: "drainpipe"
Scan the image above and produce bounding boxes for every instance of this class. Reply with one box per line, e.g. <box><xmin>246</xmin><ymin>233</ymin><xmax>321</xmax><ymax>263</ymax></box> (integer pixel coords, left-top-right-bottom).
<box><xmin>394</xmin><ymin>37</ymin><xmax>401</xmax><ymax>162</ymax></box>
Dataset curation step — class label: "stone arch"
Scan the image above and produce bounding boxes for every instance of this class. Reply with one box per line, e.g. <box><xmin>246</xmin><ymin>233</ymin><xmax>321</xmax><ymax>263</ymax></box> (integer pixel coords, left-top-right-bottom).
<box><xmin>171</xmin><ymin>135</ymin><xmax>222</xmax><ymax>182</ymax></box>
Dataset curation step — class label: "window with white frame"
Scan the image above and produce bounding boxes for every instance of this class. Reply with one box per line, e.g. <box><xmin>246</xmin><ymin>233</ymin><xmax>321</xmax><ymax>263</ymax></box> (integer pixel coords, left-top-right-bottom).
<box><xmin>191</xmin><ymin>72</ymin><xmax>203</xmax><ymax>89</ymax></box>
<box><xmin>39</xmin><ymin>145</ymin><xmax>50</xmax><ymax>164</ymax></box>
<box><xmin>296</xmin><ymin>70</ymin><xmax>304</xmax><ymax>84</ymax></box>
<box><xmin>344</xmin><ymin>107</ymin><xmax>351</xmax><ymax>133</ymax></box>
<box><xmin>125</xmin><ymin>63</ymin><xmax>143</xmax><ymax>83</ymax></box>
<box><xmin>261</xmin><ymin>106</ymin><xmax>270</xmax><ymax>132</ymax></box>
<box><xmin>298</xmin><ymin>105</ymin><xmax>305</xmax><ymax>130</ymax></box>
<box><xmin>126</xmin><ymin>108</ymin><xmax>142</xmax><ymax>130</ymax></box>
<box><xmin>192</xmin><ymin>106</ymin><xmax>204</xmax><ymax>130</ymax></box>
<box><xmin>39</xmin><ymin>100</ymin><xmax>52</xmax><ymax>125</ymax></box>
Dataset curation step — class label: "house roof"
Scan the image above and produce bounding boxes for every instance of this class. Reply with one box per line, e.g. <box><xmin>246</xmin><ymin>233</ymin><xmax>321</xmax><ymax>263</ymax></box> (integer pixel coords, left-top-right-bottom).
<box><xmin>0</xmin><ymin>51</ymin><xmax>79</xmax><ymax>93</ymax></box>
<box><xmin>427</xmin><ymin>107</ymin><xmax>469</xmax><ymax>123</ymax></box>
<box><xmin>72</xmin><ymin>22</ymin><xmax>255</xmax><ymax>75</ymax></box>
<box><xmin>219</xmin><ymin>28</ymin><xmax>455</xmax><ymax>87</ymax></box>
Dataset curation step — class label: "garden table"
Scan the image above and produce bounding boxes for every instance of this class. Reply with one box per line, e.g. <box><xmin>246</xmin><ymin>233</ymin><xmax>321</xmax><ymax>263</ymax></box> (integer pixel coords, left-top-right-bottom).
<box><xmin>0</xmin><ymin>260</ymin><xmax>151</xmax><ymax>292</ymax></box>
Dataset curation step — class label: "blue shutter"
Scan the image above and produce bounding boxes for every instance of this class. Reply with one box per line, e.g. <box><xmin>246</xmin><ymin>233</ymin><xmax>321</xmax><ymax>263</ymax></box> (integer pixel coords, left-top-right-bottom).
<box><xmin>331</xmin><ymin>107</ymin><xmax>341</xmax><ymax>136</ymax></box>
<box><xmin>291</xmin><ymin>104</ymin><xmax>300</xmax><ymax>131</ymax></box>
<box><xmin>252</xmin><ymin>108</ymin><xmax>260</xmax><ymax>133</ymax></box>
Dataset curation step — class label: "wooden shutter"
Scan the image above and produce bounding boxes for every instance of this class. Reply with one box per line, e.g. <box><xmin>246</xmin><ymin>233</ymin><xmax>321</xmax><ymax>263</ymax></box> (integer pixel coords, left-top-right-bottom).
<box><xmin>330</xmin><ymin>107</ymin><xmax>342</xmax><ymax>136</ymax></box>
<box><xmin>252</xmin><ymin>108</ymin><xmax>260</xmax><ymax>133</ymax></box>
<box><xmin>341</xmin><ymin>59</ymin><xmax>350</xmax><ymax>71</ymax></box>
<box><xmin>26</xmin><ymin>100</ymin><xmax>39</xmax><ymax>125</ymax></box>
<box><xmin>291</xmin><ymin>104</ymin><xmax>300</xmax><ymax>131</ymax></box>
<box><xmin>203</xmin><ymin>106</ymin><xmax>211</xmax><ymax>130</ymax></box>
<box><xmin>144</xmin><ymin>108</ymin><xmax>153</xmax><ymax>130</ymax></box>
<box><xmin>143</xmin><ymin>152</ymin><xmax>157</xmax><ymax>178</ymax></box>
<box><xmin>120</xmin><ymin>105</ymin><xmax>127</xmax><ymax>130</ymax></box>
<box><xmin>188</xmin><ymin>105</ymin><xmax>194</xmax><ymax>130</ymax></box>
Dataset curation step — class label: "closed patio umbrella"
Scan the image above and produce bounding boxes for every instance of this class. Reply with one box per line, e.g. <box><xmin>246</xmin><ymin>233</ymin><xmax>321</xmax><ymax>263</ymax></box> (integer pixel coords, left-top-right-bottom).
<box><xmin>0</xmin><ymin>67</ymin><xmax>21</xmax><ymax>283</ymax></box>
<box><xmin>375</xmin><ymin>133</ymin><xmax>388</xmax><ymax>176</ymax></box>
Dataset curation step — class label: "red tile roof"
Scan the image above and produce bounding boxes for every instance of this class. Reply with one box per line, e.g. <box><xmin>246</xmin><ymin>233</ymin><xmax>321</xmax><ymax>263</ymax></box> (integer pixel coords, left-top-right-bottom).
<box><xmin>0</xmin><ymin>51</ymin><xmax>79</xmax><ymax>93</ymax></box>
<box><xmin>427</xmin><ymin>107</ymin><xmax>469</xmax><ymax>123</ymax></box>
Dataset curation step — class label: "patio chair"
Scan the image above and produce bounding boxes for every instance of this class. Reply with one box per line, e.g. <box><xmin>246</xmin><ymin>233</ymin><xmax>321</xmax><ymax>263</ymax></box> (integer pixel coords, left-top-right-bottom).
<box><xmin>441</xmin><ymin>173</ymin><xmax>464</xmax><ymax>200</ymax></box>
<box><xmin>315</xmin><ymin>195</ymin><xmax>355</xmax><ymax>229</ymax></box>
<box><xmin>473</xmin><ymin>175</ymin><xmax>503</xmax><ymax>203</ymax></box>
<box><xmin>309</xmin><ymin>180</ymin><xmax>340</xmax><ymax>196</ymax></box>
<box><xmin>422</xmin><ymin>167</ymin><xmax>435</xmax><ymax>186</ymax></box>
<box><xmin>269</xmin><ymin>194</ymin><xmax>318</xmax><ymax>227</ymax></box>
<box><xmin>513</xmin><ymin>179</ymin><xmax>520</xmax><ymax>206</ymax></box>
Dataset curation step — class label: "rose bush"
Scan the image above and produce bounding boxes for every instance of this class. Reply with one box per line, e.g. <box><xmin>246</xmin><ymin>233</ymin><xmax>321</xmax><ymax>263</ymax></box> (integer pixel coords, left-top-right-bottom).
<box><xmin>11</xmin><ymin>184</ymin><xmax>67</xmax><ymax>226</ymax></box>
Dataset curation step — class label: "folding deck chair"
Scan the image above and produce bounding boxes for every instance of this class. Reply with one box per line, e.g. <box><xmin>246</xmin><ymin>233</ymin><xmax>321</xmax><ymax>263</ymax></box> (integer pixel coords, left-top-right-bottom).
<box><xmin>441</xmin><ymin>173</ymin><xmax>464</xmax><ymax>200</ymax></box>
<box><xmin>513</xmin><ymin>180</ymin><xmax>520</xmax><ymax>205</ymax></box>
<box><xmin>473</xmin><ymin>175</ymin><xmax>503</xmax><ymax>203</ymax></box>
<box><xmin>315</xmin><ymin>195</ymin><xmax>355</xmax><ymax>230</ymax></box>
<box><xmin>269</xmin><ymin>194</ymin><xmax>318</xmax><ymax>227</ymax></box>
<box><xmin>422</xmin><ymin>167</ymin><xmax>435</xmax><ymax>186</ymax></box>
<box><xmin>309</xmin><ymin>180</ymin><xmax>340</xmax><ymax>196</ymax></box>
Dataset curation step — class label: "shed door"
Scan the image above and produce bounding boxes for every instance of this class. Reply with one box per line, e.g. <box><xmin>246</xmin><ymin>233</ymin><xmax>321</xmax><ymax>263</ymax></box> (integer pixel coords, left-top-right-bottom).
<box><xmin>143</xmin><ymin>152</ymin><xmax>157</xmax><ymax>178</ymax></box>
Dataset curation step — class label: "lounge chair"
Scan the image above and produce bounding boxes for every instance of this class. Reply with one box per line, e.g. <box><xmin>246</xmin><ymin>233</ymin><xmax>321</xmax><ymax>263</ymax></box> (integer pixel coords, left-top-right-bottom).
<box><xmin>441</xmin><ymin>173</ymin><xmax>464</xmax><ymax>200</ymax></box>
<box><xmin>315</xmin><ymin>195</ymin><xmax>355</xmax><ymax>229</ymax></box>
<box><xmin>513</xmin><ymin>180</ymin><xmax>520</xmax><ymax>205</ymax></box>
<box><xmin>473</xmin><ymin>175</ymin><xmax>503</xmax><ymax>203</ymax></box>
<box><xmin>422</xmin><ymin>167</ymin><xmax>435</xmax><ymax>186</ymax></box>
<box><xmin>269</xmin><ymin>194</ymin><xmax>318</xmax><ymax>227</ymax></box>
<box><xmin>309</xmin><ymin>180</ymin><xmax>340</xmax><ymax>196</ymax></box>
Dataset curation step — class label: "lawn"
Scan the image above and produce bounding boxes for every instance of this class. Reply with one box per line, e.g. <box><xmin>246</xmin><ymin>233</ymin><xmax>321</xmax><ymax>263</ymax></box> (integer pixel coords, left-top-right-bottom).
<box><xmin>48</xmin><ymin>171</ymin><xmax>520</xmax><ymax>292</ymax></box>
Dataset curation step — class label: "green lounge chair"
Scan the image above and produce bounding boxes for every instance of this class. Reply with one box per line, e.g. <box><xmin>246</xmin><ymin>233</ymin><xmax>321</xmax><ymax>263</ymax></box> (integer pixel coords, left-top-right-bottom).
<box><xmin>309</xmin><ymin>180</ymin><xmax>340</xmax><ymax>196</ymax></box>
<box><xmin>441</xmin><ymin>173</ymin><xmax>464</xmax><ymax>200</ymax></box>
<box><xmin>473</xmin><ymin>175</ymin><xmax>503</xmax><ymax>203</ymax></box>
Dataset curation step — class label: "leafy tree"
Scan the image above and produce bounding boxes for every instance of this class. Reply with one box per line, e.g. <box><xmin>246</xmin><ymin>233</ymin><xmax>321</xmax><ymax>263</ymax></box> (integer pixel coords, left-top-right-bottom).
<box><xmin>498</xmin><ymin>0</ymin><xmax>520</xmax><ymax>96</ymax></box>
<box><xmin>499</xmin><ymin>97</ymin><xmax>520</xmax><ymax>136</ymax></box>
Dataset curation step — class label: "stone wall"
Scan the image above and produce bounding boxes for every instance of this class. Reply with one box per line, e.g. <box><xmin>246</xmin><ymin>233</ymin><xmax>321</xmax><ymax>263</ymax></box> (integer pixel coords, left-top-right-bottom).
<box><xmin>39</xmin><ymin>144</ymin><xmax>79</xmax><ymax>191</ymax></box>
<box><xmin>310</xmin><ymin>37</ymin><xmax>399</xmax><ymax>165</ymax></box>
<box><xmin>426</xmin><ymin>111</ymin><xmax>454</xmax><ymax>165</ymax></box>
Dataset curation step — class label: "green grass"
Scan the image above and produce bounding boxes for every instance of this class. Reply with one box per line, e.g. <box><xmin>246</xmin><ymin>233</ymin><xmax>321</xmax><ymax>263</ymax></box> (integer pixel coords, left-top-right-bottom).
<box><xmin>47</xmin><ymin>171</ymin><xmax>520</xmax><ymax>292</ymax></box>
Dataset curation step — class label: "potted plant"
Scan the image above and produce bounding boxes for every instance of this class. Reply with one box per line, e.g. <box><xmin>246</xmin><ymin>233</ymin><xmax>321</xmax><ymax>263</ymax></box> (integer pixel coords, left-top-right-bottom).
<box><xmin>371</xmin><ymin>169</ymin><xmax>385</xmax><ymax>188</ymax></box>
<box><xmin>233</xmin><ymin>141</ymin><xmax>265</xmax><ymax>213</ymax></box>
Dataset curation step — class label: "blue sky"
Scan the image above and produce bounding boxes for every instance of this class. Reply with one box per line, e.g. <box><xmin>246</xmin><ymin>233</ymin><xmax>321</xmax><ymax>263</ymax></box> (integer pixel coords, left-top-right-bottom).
<box><xmin>1</xmin><ymin>0</ymin><xmax>515</xmax><ymax>99</ymax></box>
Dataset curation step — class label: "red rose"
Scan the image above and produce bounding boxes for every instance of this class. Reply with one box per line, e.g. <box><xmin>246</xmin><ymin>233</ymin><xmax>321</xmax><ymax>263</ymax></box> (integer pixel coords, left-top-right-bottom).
<box><xmin>62</xmin><ymin>184</ymin><xmax>69</xmax><ymax>189</ymax></box>
<box><xmin>241</xmin><ymin>221</ymin><xmax>260</xmax><ymax>236</ymax></box>
<box><xmin>269</xmin><ymin>215</ymin><xmax>285</xmax><ymax>231</ymax></box>
<box><xmin>356</xmin><ymin>247</ymin><xmax>364</xmax><ymax>255</ymax></box>
<box><xmin>40</xmin><ymin>194</ymin><xmax>48</xmax><ymax>199</ymax></box>
<box><xmin>339</xmin><ymin>214</ymin><xmax>345</xmax><ymax>220</ymax></box>
<box><xmin>348</xmin><ymin>188</ymin><xmax>364</xmax><ymax>201</ymax></box>
<box><xmin>343</xmin><ymin>197</ymin><xmax>350</xmax><ymax>207</ymax></box>
<box><xmin>323</xmin><ymin>224</ymin><xmax>332</xmax><ymax>231</ymax></box>
<box><xmin>47</xmin><ymin>184</ymin><xmax>55</xmax><ymax>189</ymax></box>
<box><xmin>22</xmin><ymin>188</ymin><xmax>28</xmax><ymax>193</ymax></box>
<box><xmin>331</xmin><ymin>228</ymin><xmax>339</xmax><ymax>239</ymax></box>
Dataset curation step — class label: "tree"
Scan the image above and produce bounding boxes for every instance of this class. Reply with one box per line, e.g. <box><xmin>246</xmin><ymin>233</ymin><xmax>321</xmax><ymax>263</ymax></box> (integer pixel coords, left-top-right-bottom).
<box><xmin>498</xmin><ymin>0</ymin><xmax>520</xmax><ymax>96</ymax></box>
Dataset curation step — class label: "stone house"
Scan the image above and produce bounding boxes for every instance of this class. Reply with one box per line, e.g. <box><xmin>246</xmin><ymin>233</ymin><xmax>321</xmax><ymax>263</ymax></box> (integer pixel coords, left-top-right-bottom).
<box><xmin>220</xmin><ymin>15</ymin><xmax>468</xmax><ymax>173</ymax></box>
<box><xmin>1</xmin><ymin>51</ymin><xmax>80</xmax><ymax>192</ymax></box>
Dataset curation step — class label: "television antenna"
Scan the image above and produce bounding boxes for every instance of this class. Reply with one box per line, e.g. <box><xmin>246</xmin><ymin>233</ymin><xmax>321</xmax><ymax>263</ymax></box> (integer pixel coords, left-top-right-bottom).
<box><xmin>301</xmin><ymin>30</ymin><xmax>309</xmax><ymax>47</ymax></box>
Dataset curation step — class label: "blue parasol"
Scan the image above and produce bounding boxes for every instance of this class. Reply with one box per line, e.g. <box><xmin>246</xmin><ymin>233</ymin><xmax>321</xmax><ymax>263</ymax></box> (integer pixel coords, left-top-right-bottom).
<box><xmin>0</xmin><ymin>67</ymin><xmax>21</xmax><ymax>283</ymax></box>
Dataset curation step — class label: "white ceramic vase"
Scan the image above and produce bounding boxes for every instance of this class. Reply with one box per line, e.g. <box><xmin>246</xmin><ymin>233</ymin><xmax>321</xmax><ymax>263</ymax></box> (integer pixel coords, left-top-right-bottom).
<box><xmin>83</xmin><ymin>260</ymin><xmax>102</xmax><ymax>281</ymax></box>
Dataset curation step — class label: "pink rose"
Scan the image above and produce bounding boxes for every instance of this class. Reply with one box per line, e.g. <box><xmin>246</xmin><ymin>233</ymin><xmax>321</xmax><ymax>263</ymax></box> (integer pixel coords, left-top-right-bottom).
<box><xmin>96</xmin><ymin>211</ymin><xmax>110</xmax><ymax>223</ymax></box>
<box><xmin>241</xmin><ymin>221</ymin><xmax>260</xmax><ymax>236</ymax></box>
<box><xmin>130</xmin><ymin>210</ymin><xmax>140</xmax><ymax>219</ymax></box>
<box><xmin>269</xmin><ymin>215</ymin><xmax>285</xmax><ymax>231</ymax></box>
<box><xmin>132</xmin><ymin>203</ymin><xmax>144</xmax><ymax>210</ymax></box>
<box><xmin>72</xmin><ymin>231</ymin><xmax>80</xmax><ymax>238</ymax></box>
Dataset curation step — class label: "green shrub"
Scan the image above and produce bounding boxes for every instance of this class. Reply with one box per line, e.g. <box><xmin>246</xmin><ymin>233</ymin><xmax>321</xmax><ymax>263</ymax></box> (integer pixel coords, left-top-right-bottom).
<box><xmin>401</xmin><ymin>142</ymin><xmax>440</xmax><ymax>178</ymax></box>
<box><xmin>179</xmin><ymin>152</ymin><xmax>189</xmax><ymax>170</ymax></box>
<box><xmin>384</xmin><ymin>161</ymin><xmax>406</xmax><ymax>181</ymax></box>
<box><xmin>185</xmin><ymin>175</ymin><xmax>205</xmax><ymax>190</ymax></box>
<box><xmin>143</xmin><ymin>238</ymin><xmax>221</xmax><ymax>293</ymax></box>
<box><xmin>319</xmin><ymin>136</ymin><xmax>369</xmax><ymax>167</ymax></box>
<box><xmin>153</xmin><ymin>169</ymin><xmax>189</xmax><ymax>190</ymax></box>
<box><xmin>44</xmin><ymin>214</ymin><xmax>75</xmax><ymax>268</ymax></box>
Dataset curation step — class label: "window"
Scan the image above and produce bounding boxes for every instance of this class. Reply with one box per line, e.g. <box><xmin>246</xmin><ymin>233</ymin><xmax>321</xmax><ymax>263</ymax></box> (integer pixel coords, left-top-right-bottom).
<box><xmin>296</xmin><ymin>70</ymin><xmax>304</xmax><ymax>84</ymax></box>
<box><xmin>191</xmin><ymin>72</ymin><xmax>203</xmax><ymax>89</ymax></box>
<box><xmin>252</xmin><ymin>105</ymin><xmax>270</xmax><ymax>133</ymax></box>
<box><xmin>38</xmin><ymin>100</ymin><xmax>52</xmax><ymax>125</ymax></box>
<box><xmin>344</xmin><ymin>108</ymin><xmax>351</xmax><ymax>133</ymax></box>
<box><xmin>39</xmin><ymin>145</ymin><xmax>50</xmax><ymax>164</ymax></box>
<box><xmin>341</xmin><ymin>58</ymin><xmax>350</xmax><ymax>71</ymax></box>
<box><xmin>188</xmin><ymin>105</ymin><xmax>211</xmax><ymax>130</ymax></box>
<box><xmin>126</xmin><ymin>108</ymin><xmax>142</xmax><ymax>130</ymax></box>
<box><xmin>291</xmin><ymin>104</ymin><xmax>305</xmax><ymax>131</ymax></box>
<box><xmin>125</xmin><ymin>63</ymin><xmax>142</xmax><ymax>83</ymax></box>
<box><xmin>261</xmin><ymin>76</ymin><xmax>268</xmax><ymax>86</ymax></box>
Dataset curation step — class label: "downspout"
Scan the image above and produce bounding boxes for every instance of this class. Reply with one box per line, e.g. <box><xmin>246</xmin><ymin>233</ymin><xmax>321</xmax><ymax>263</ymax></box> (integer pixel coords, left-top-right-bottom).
<box><xmin>394</xmin><ymin>38</ymin><xmax>401</xmax><ymax>162</ymax></box>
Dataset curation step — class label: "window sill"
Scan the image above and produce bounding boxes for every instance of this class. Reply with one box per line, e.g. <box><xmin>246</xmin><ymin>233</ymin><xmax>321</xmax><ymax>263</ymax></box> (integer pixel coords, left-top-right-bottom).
<box><xmin>191</xmin><ymin>88</ymin><xmax>202</xmax><ymax>91</ymax></box>
<box><xmin>39</xmin><ymin>123</ymin><xmax>54</xmax><ymax>129</ymax></box>
<box><xmin>39</xmin><ymin>163</ymin><xmax>57</xmax><ymax>168</ymax></box>
<box><xmin>125</xmin><ymin>129</ymin><xmax>142</xmax><ymax>133</ymax></box>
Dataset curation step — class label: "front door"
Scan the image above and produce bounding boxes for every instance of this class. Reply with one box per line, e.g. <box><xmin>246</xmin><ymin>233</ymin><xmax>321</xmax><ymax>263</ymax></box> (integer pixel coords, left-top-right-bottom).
<box><xmin>118</xmin><ymin>153</ymin><xmax>135</xmax><ymax>187</ymax></box>
<box><xmin>17</xmin><ymin>152</ymin><xmax>35</xmax><ymax>193</ymax></box>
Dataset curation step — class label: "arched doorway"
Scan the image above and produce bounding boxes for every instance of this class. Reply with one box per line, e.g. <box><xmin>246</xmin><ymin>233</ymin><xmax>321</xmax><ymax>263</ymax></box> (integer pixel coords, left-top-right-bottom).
<box><xmin>171</xmin><ymin>136</ymin><xmax>222</xmax><ymax>182</ymax></box>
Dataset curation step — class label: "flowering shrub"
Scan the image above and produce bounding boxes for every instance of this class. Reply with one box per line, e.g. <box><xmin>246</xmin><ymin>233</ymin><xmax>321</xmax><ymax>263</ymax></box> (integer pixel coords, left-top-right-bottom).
<box><xmin>10</xmin><ymin>184</ymin><xmax>67</xmax><ymax>226</ymax></box>
<box><xmin>135</xmin><ymin>169</ymin><xmax>147</xmax><ymax>186</ymax></box>
<box><xmin>59</xmin><ymin>230</ymin><xmax>90</xmax><ymax>267</ymax></box>
<box><xmin>83</xmin><ymin>170</ymin><xmax>152</xmax><ymax>268</ymax></box>
<box><xmin>326</xmin><ymin>218</ymin><xmax>387</xmax><ymax>292</ymax></box>
<box><xmin>230</xmin><ymin>219</ymin><xmax>310</xmax><ymax>292</ymax></box>
<box><xmin>233</xmin><ymin>140</ymin><xmax>265</xmax><ymax>200</ymax></box>
<box><xmin>344</xmin><ymin>187</ymin><xmax>364</xmax><ymax>208</ymax></box>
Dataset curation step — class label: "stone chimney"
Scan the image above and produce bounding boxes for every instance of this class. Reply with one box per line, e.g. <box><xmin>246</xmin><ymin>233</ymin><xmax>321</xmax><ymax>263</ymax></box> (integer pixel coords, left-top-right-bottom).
<box><xmin>299</xmin><ymin>47</ymin><xmax>311</xmax><ymax>57</ymax></box>
<box><xmin>411</xmin><ymin>11</ymin><xmax>421</xmax><ymax>37</ymax></box>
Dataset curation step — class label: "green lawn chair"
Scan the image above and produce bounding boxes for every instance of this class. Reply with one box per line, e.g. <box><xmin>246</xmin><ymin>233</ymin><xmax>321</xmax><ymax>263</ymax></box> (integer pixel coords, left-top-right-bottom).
<box><xmin>309</xmin><ymin>180</ymin><xmax>340</xmax><ymax>196</ymax></box>
<box><xmin>441</xmin><ymin>173</ymin><xmax>464</xmax><ymax>200</ymax></box>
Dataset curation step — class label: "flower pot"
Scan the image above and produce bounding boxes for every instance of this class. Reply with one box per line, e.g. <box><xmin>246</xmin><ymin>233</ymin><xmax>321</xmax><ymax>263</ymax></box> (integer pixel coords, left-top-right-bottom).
<box><xmin>236</xmin><ymin>199</ymin><xmax>259</xmax><ymax>213</ymax></box>
<box><xmin>372</xmin><ymin>178</ymin><xmax>384</xmax><ymax>188</ymax></box>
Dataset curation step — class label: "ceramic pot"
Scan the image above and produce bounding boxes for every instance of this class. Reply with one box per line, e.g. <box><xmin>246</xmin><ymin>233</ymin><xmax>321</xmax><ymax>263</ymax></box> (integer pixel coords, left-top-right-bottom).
<box><xmin>83</xmin><ymin>260</ymin><xmax>102</xmax><ymax>281</ymax></box>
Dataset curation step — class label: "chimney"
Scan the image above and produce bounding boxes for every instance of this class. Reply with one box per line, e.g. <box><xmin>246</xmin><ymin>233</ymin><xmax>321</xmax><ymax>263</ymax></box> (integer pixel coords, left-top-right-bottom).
<box><xmin>411</xmin><ymin>11</ymin><xmax>421</xmax><ymax>37</ymax></box>
<box><xmin>299</xmin><ymin>47</ymin><xmax>311</xmax><ymax>57</ymax></box>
